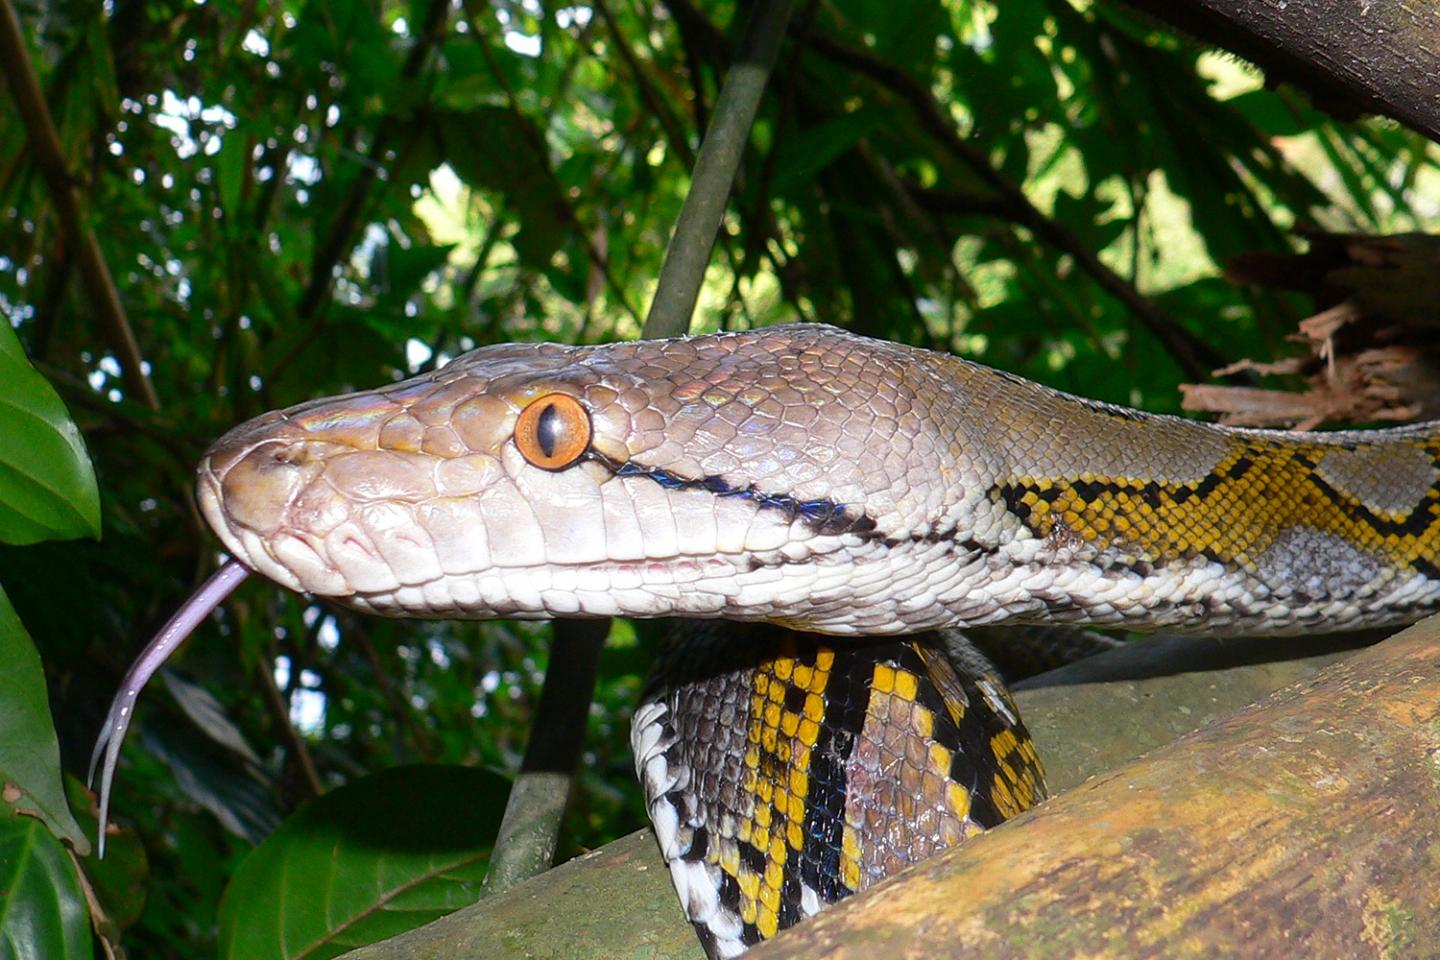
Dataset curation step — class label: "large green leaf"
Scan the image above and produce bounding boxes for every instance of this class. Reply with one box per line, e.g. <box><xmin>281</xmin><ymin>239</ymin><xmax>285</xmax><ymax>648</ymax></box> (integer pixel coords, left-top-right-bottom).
<box><xmin>0</xmin><ymin>816</ymin><xmax>90</xmax><ymax>960</ymax></box>
<box><xmin>0</xmin><ymin>586</ymin><xmax>87</xmax><ymax>852</ymax></box>
<box><xmin>217</xmin><ymin>765</ymin><xmax>508</xmax><ymax>960</ymax></box>
<box><xmin>0</xmin><ymin>324</ymin><xmax>100</xmax><ymax>545</ymax></box>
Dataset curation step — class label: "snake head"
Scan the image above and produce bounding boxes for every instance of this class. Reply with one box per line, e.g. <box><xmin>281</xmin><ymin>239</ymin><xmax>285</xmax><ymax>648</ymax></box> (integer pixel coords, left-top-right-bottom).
<box><xmin>197</xmin><ymin>326</ymin><xmax>958</xmax><ymax>632</ymax></box>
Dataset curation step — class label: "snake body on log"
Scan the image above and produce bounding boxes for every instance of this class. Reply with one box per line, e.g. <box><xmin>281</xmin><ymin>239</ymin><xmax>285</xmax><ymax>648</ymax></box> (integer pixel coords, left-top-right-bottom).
<box><xmin>96</xmin><ymin>324</ymin><xmax>1440</xmax><ymax>956</ymax></box>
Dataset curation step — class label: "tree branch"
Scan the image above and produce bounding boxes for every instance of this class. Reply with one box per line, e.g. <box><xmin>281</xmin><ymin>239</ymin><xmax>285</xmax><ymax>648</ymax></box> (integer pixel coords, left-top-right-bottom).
<box><xmin>643</xmin><ymin>0</ymin><xmax>796</xmax><ymax>339</ymax></box>
<box><xmin>261</xmin><ymin>0</ymin><xmax>453</xmax><ymax>386</ymax></box>
<box><xmin>1119</xmin><ymin>0</ymin><xmax>1440</xmax><ymax>142</ymax></box>
<box><xmin>0</xmin><ymin>0</ymin><xmax>160</xmax><ymax>409</ymax></box>
<box><xmin>805</xmin><ymin>32</ymin><xmax>1228</xmax><ymax>380</ymax></box>
<box><xmin>254</xmin><ymin>657</ymin><xmax>322</xmax><ymax>799</ymax></box>
<box><xmin>593</xmin><ymin>0</ymin><xmax>696</xmax><ymax>169</ymax></box>
<box><xmin>461</xmin><ymin>0</ymin><xmax>643</xmax><ymax>330</ymax></box>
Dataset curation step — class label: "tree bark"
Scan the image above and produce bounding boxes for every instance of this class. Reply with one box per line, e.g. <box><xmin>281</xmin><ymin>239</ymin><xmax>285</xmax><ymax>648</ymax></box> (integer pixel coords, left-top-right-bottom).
<box><xmin>1119</xmin><ymin>0</ymin><xmax>1440</xmax><ymax>142</ymax></box>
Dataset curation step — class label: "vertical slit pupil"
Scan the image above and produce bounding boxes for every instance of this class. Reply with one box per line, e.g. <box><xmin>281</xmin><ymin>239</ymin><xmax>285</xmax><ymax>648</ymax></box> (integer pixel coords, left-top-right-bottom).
<box><xmin>537</xmin><ymin>403</ymin><xmax>560</xmax><ymax>458</ymax></box>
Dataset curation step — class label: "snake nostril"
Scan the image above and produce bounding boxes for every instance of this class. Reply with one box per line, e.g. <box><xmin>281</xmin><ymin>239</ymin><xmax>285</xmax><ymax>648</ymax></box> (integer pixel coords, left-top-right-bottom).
<box><xmin>270</xmin><ymin>444</ymin><xmax>309</xmax><ymax>465</ymax></box>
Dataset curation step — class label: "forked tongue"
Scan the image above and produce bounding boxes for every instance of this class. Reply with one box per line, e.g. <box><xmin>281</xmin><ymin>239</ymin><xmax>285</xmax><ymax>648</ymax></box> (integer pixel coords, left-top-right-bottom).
<box><xmin>88</xmin><ymin>559</ymin><xmax>251</xmax><ymax>856</ymax></box>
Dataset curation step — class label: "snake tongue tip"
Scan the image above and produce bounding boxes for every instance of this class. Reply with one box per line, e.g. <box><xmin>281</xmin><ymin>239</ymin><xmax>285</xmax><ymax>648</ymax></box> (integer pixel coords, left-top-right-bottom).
<box><xmin>91</xmin><ymin>559</ymin><xmax>251</xmax><ymax>861</ymax></box>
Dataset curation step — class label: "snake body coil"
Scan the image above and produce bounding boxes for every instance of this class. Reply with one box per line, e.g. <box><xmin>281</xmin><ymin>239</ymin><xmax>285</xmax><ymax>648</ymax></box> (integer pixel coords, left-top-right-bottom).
<box><xmin>190</xmin><ymin>324</ymin><xmax>1440</xmax><ymax>954</ymax></box>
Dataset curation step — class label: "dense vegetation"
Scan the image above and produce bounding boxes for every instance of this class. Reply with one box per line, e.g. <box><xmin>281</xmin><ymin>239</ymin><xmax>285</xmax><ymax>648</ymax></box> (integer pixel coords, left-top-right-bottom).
<box><xmin>1</xmin><ymin>0</ymin><xmax>1436</xmax><ymax>957</ymax></box>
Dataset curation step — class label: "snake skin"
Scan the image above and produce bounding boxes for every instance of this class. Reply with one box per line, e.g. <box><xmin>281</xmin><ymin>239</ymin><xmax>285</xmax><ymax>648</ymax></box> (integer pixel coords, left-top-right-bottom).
<box><xmin>193</xmin><ymin>323</ymin><xmax>1440</xmax><ymax>953</ymax></box>
<box><xmin>198</xmin><ymin>323</ymin><xmax>1440</xmax><ymax>636</ymax></box>
<box><xmin>634</xmin><ymin>625</ymin><xmax>1042</xmax><ymax>957</ymax></box>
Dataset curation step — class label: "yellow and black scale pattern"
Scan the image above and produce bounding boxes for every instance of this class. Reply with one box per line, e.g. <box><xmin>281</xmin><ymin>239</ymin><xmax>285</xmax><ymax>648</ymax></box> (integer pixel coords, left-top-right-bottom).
<box><xmin>995</xmin><ymin>434</ymin><xmax>1440</xmax><ymax>595</ymax></box>
<box><xmin>635</xmin><ymin>623</ymin><xmax>1043</xmax><ymax>959</ymax></box>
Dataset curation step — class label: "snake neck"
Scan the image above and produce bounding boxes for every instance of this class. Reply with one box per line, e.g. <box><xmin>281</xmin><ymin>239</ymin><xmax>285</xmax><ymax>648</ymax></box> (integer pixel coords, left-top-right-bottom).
<box><xmin>915</xmin><ymin>357</ymin><xmax>1440</xmax><ymax>635</ymax></box>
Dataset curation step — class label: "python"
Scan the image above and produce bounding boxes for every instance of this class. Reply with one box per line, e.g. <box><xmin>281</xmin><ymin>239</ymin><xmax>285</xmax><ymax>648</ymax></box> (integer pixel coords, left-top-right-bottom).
<box><xmin>95</xmin><ymin>324</ymin><xmax>1440</xmax><ymax>955</ymax></box>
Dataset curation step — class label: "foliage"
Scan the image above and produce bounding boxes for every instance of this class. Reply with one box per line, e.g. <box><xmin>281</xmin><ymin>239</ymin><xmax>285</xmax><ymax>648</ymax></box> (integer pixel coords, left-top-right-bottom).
<box><xmin>217</xmin><ymin>766</ymin><xmax>507</xmax><ymax>959</ymax></box>
<box><xmin>0</xmin><ymin>0</ymin><xmax>1436</xmax><ymax>956</ymax></box>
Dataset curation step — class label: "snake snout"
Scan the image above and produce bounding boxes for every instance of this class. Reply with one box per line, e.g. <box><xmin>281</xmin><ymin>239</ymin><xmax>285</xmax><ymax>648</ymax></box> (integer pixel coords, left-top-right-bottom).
<box><xmin>209</xmin><ymin>442</ymin><xmax>315</xmax><ymax>535</ymax></box>
<box><xmin>197</xmin><ymin>404</ymin><xmax>377</xmax><ymax>596</ymax></box>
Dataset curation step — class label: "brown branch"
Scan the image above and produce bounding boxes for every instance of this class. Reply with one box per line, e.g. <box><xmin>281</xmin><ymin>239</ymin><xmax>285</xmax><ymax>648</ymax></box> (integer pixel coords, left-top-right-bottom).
<box><xmin>345</xmin><ymin>615</ymin><xmax>439</xmax><ymax>760</ymax></box>
<box><xmin>905</xmin><ymin>183</ymin><xmax>1017</xmax><ymax>220</ymax></box>
<box><xmin>254</xmin><ymin>657</ymin><xmax>322</xmax><ymax>799</ymax></box>
<box><xmin>585</xmin><ymin>3</ymin><xmax>797</xmax><ymax>326</ymax></box>
<box><xmin>0</xmin><ymin>0</ymin><xmax>160</xmax><ymax>409</ymax></box>
<box><xmin>1119</xmin><ymin>0</ymin><xmax>1440</xmax><ymax>141</ymax></box>
<box><xmin>805</xmin><ymin>32</ymin><xmax>1228</xmax><ymax>381</ymax></box>
<box><xmin>298</xmin><ymin>0</ymin><xmax>451</xmax><ymax>319</ymax></box>
<box><xmin>593</xmin><ymin>0</ymin><xmax>696</xmax><ymax>169</ymax></box>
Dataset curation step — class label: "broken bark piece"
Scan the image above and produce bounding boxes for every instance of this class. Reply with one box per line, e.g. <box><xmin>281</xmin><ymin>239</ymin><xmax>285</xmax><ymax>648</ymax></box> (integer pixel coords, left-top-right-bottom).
<box><xmin>1183</xmin><ymin>230</ymin><xmax>1440</xmax><ymax>427</ymax></box>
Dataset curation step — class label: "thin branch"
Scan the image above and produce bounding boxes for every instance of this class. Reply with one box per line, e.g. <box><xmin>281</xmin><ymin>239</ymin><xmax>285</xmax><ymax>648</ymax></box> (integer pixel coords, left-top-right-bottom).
<box><xmin>255</xmin><ymin>657</ymin><xmax>322</xmax><ymax>799</ymax></box>
<box><xmin>0</xmin><ymin>0</ymin><xmax>160</xmax><ymax>408</ymax></box>
<box><xmin>271</xmin><ymin>0</ymin><xmax>452</xmax><ymax>379</ymax></box>
<box><xmin>480</xmin><ymin>618</ymin><xmax>608</xmax><ymax>895</ymax></box>
<box><xmin>462</xmin><ymin>0</ymin><xmax>642</xmax><ymax>329</ymax></box>
<box><xmin>644</xmin><ymin>0</ymin><xmax>796</xmax><ymax>339</ymax></box>
<box><xmin>345</xmin><ymin>616</ymin><xmax>439</xmax><ymax>760</ymax></box>
<box><xmin>593</xmin><ymin>0</ymin><xmax>696</xmax><ymax>168</ymax></box>
<box><xmin>905</xmin><ymin>183</ymin><xmax>1018</xmax><ymax>220</ymax></box>
<box><xmin>583</xmin><ymin>3</ymin><xmax>779</xmax><ymax>329</ymax></box>
<box><xmin>805</xmin><ymin>33</ymin><xmax>1228</xmax><ymax>381</ymax></box>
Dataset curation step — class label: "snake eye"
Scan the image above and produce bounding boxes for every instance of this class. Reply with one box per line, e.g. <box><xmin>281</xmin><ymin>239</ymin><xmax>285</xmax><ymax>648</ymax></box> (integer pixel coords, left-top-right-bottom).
<box><xmin>515</xmin><ymin>393</ymin><xmax>591</xmax><ymax>470</ymax></box>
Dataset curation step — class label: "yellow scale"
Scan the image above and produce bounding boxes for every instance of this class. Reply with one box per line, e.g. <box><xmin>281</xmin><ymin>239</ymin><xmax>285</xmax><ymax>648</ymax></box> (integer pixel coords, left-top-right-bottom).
<box><xmin>711</xmin><ymin>636</ymin><xmax>1046</xmax><ymax>943</ymax></box>
<box><xmin>1007</xmin><ymin>440</ymin><xmax>1440</xmax><ymax>574</ymax></box>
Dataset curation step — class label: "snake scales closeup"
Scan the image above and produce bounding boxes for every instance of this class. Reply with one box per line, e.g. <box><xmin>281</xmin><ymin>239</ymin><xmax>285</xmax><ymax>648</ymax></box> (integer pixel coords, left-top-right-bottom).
<box><xmin>97</xmin><ymin>323</ymin><xmax>1440</xmax><ymax>956</ymax></box>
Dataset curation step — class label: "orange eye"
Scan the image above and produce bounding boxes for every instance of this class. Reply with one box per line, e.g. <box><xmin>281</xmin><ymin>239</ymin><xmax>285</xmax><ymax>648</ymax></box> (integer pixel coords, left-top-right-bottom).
<box><xmin>514</xmin><ymin>393</ymin><xmax>592</xmax><ymax>470</ymax></box>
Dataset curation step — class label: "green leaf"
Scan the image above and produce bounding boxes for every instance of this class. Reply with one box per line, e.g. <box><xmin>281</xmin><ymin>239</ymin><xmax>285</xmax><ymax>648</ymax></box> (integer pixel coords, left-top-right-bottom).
<box><xmin>216</xmin><ymin>130</ymin><xmax>251</xmax><ymax>223</ymax></box>
<box><xmin>770</xmin><ymin>111</ymin><xmax>884</xmax><ymax>197</ymax></box>
<box><xmin>0</xmin><ymin>815</ymin><xmax>91</xmax><ymax>960</ymax></box>
<box><xmin>0</xmin><ymin>324</ymin><xmax>100</xmax><ymax>544</ymax></box>
<box><xmin>66</xmin><ymin>775</ymin><xmax>149</xmax><ymax>932</ymax></box>
<box><xmin>217</xmin><ymin>765</ymin><xmax>508</xmax><ymax>960</ymax></box>
<box><xmin>1226</xmin><ymin>89</ymin><xmax>1319</xmax><ymax>138</ymax></box>
<box><xmin>1053</xmin><ymin>189</ymin><xmax>1128</xmax><ymax>253</ymax></box>
<box><xmin>0</xmin><ymin>586</ymin><xmax>88</xmax><ymax>852</ymax></box>
<box><xmin>384</xmin><ymin>242</ymin><xmax>457</xmax><ymax>301</ymax></box>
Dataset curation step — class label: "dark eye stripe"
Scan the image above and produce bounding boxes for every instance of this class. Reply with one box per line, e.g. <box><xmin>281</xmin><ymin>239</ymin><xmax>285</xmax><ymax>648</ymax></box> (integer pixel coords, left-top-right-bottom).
<box><xmin>537</xmin><ymin>403</ymin><xmax>560</xmax><ymax>458</ymax></box>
